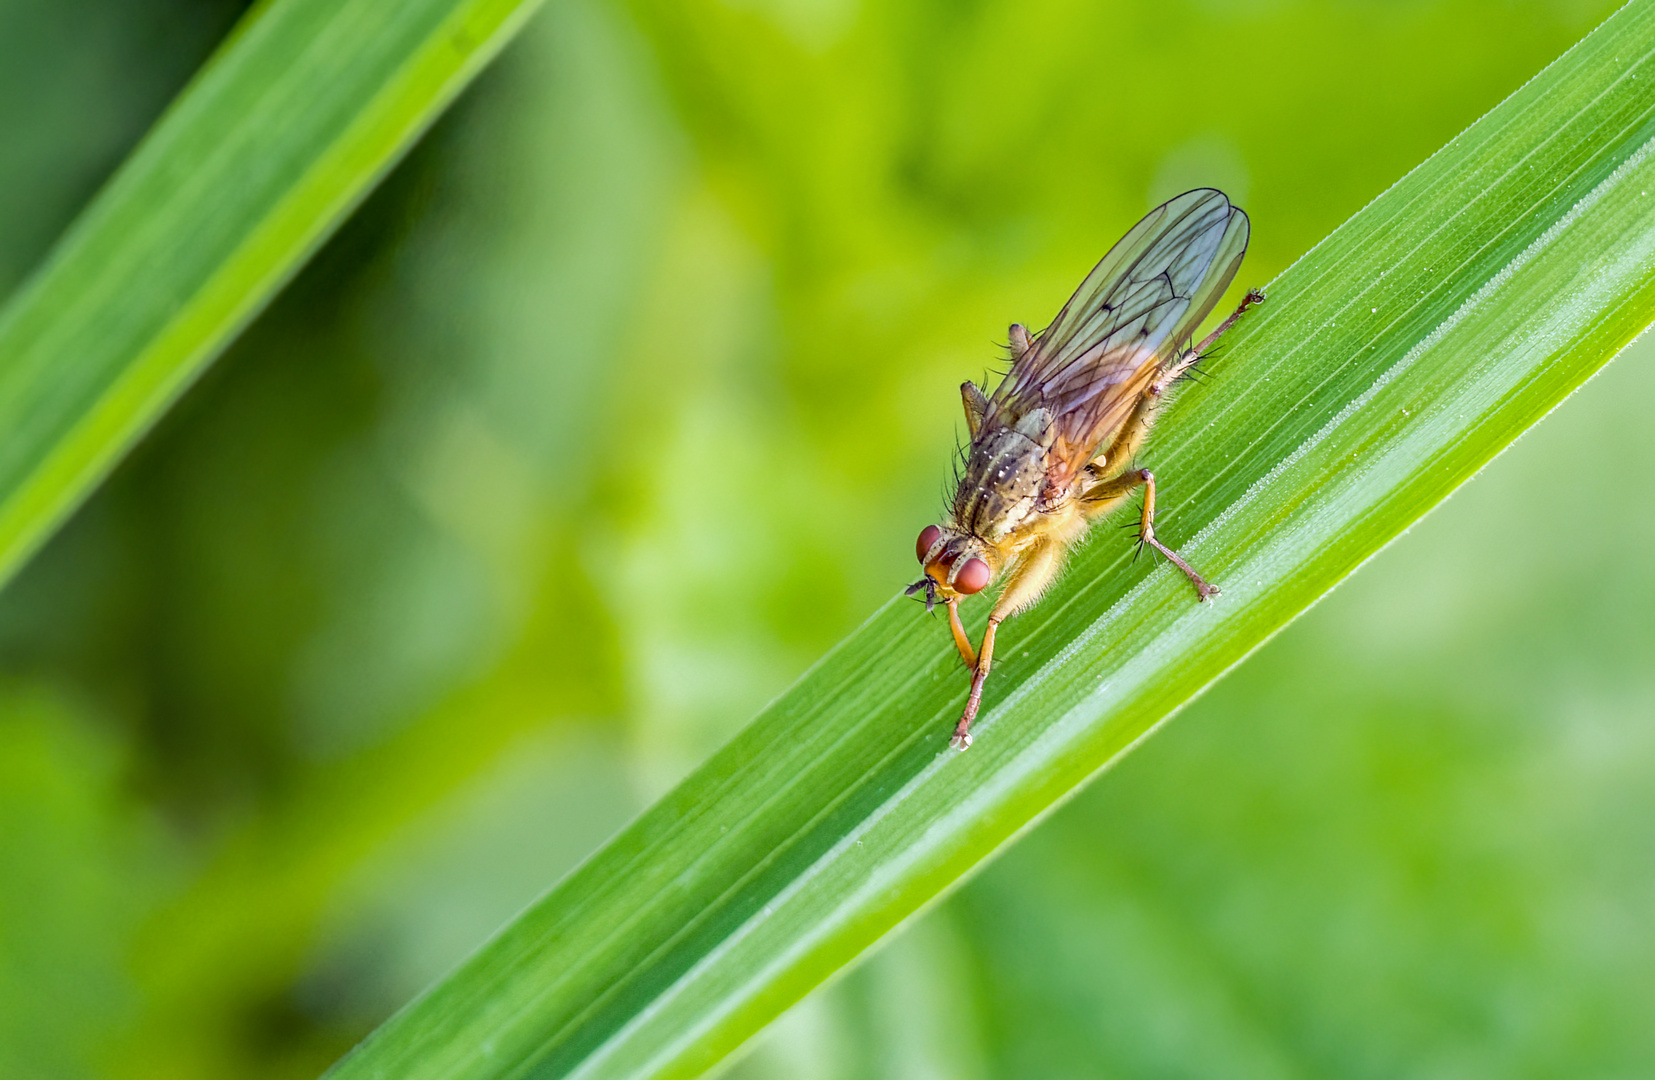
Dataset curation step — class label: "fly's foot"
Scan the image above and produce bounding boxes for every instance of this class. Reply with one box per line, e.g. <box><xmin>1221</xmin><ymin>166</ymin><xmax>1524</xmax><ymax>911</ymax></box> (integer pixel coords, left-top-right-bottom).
<box><xmin>1139</xmin><ymin>519</ymin><xmax>1220</xmax><ymax>600</ymax></box>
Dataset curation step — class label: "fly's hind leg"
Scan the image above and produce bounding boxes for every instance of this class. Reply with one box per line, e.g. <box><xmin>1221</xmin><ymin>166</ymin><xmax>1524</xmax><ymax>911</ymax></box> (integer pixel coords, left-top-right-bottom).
<box><xmin>1081</xmin><ymin>468</ymin><xmax>1219</xmax><ymax>602</ymax></box>
<box><xmin>951</xmin><ymin>536</ymin><xmax>1064</xmax><ymax>751</ymax></box>
<box><xmin>1189</xmin><ymin>288</ymin><xmax>1265</xmax><ymax>359</ymax></box>
<box><xmin>1152</xmin><ymin>287</ymin><xmax>1267</xmax><ymax>391</ymax></box>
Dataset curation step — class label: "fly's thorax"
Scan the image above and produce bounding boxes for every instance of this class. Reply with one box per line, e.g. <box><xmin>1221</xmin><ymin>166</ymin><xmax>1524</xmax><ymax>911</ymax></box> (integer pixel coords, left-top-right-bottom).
<box><xmin>954</xmin><ymin>407</ymin><xmax>1053</xmax><ymax>541</ymax></box>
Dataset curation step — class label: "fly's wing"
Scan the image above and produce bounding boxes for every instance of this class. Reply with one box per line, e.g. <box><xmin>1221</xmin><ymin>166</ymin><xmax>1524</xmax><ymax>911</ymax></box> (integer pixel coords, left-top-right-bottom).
<box><xmin>988</xmin><ymin>189</ymin><xmax>1249</xmax><ymax>477</ymax></box>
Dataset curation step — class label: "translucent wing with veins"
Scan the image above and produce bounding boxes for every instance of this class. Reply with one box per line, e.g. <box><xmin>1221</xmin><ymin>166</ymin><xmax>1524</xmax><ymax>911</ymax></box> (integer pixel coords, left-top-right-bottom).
<box><xmin>987</xmin><ymin>189</ymin><xmax>1250</xmax><ymax>480</ymax></box>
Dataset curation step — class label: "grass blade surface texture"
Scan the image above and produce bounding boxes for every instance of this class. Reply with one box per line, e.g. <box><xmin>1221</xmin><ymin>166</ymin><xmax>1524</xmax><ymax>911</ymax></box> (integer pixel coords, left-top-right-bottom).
<box><xmin>0</xmin><ymin>0</ymin><xmax>544</xmax><ymax>588</ymax></box>
<box><xmin>348</xmin><ymin>3</ymin><xmax>1650</xmax><ymax>1078</ymax></box>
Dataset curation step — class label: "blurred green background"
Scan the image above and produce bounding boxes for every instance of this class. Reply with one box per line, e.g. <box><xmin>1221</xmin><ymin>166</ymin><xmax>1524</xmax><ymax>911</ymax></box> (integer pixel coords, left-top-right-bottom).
<box><xmin>2</xmin><ymin>0</ymin><xmax>1652</xmax><ymax>1077</ymax></box>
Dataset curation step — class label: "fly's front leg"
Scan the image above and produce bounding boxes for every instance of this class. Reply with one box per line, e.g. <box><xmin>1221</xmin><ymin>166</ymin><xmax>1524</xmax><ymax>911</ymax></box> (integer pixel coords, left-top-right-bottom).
<box><xmin>946</xmin><ymin>600</ymin><xmax>977</xmax><ymax>669</ymax></box>
<box><xmin>953</xmin><ymin>617</ymin><xmax>999</xmax><ymax>750</ymax></box>
<box><xmin>1082</xmin><ymin>468</ymin><xmax>1218</xmax><ymax>601</ymax></box>
<box><xmin>952</xmin><ymin>537</ymin><xmax>1064</xmax><ymax>750</ymax></box>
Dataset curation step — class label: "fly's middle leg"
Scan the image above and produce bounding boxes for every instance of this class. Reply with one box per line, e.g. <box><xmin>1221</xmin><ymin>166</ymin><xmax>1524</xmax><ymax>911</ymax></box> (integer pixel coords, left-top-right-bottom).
<box><xmin>1134</xmin><ymin>470</ymin><xmax>1219</xmax><ymax>600</ymax></box>
<box><xmin>1082</xmin><ymin>468</ymin><xmax>1218</xmax><ymax>601</ymax></box>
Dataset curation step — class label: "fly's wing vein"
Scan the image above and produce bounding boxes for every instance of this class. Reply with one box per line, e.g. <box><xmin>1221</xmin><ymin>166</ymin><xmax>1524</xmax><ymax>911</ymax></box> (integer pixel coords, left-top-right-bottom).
<box><xmin>988</xmin><ymin>189</ymin><xmax>1250</xmax><ymax>475</ymax></box>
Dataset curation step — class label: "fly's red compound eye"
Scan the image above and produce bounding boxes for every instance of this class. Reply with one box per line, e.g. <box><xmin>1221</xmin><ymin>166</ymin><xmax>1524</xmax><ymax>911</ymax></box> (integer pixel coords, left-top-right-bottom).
<box><xmin>916</xmin><ymin>525</ymin><xmax>942</xmax><ymax>563</ymax></box>
<box><xmin>954</xmin><ymin>558</ymin><xmax>990</xmax><ymax>595</ymax></box>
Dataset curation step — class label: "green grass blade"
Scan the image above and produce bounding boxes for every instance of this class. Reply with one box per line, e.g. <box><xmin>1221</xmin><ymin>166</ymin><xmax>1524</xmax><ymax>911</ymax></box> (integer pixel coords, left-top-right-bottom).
<box><xmin>0</xmin><ymin>0</ymin><xmax>545</xmax><ymax>588</ymax></box>
<box><xmin>326</xmin><ymin>2</ymin><xmax>1655</xmax><ymax>1077</ymax></box>
<box><xmin>311</xmin><ymin>3</ymin><xmax>1652</xmax><ymax>1078</ymax></box>
<box><xmin>327</xmin><ymin>4</ymin><xmax>1655</xmax><ymax>1077</ymax></box>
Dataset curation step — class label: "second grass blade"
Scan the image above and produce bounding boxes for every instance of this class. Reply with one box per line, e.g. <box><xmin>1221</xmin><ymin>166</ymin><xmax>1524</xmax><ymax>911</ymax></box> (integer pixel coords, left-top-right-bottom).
<box><xmin>0</xmin><ymin>0</ymin><xmax>546</xmax><ymax>589</ymax></box>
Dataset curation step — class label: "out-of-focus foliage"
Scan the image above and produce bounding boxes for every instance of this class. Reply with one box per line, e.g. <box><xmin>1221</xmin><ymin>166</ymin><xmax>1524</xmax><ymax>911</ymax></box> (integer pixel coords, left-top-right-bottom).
<box><xmin>0</xmin><ymin>0</ymin><xmax>1648</xmax><ymax>1078</ymax></box>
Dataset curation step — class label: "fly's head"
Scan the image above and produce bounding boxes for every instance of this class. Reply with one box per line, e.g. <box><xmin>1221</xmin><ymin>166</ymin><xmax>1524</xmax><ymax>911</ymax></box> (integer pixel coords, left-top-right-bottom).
<box><xmin>906</xmin><ymin>524</ymin><xmax>994</xmax><ymax>611</ymax></box>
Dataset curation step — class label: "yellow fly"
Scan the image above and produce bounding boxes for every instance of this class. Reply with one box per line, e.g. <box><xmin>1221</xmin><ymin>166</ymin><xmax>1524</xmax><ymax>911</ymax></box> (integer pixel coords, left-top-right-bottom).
<box><xmin>908</xmin><ymin>189</ymin><xmax>1263</xmax><ymax>749</ymax></box>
